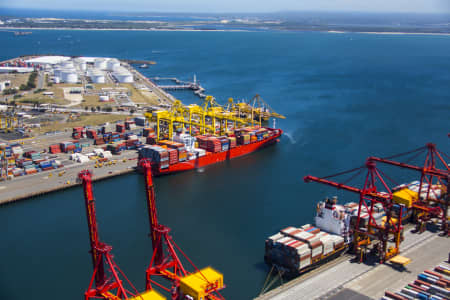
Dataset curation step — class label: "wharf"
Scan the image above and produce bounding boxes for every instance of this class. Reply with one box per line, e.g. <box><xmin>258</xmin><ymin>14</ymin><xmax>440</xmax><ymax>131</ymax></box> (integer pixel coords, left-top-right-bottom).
<box><xmin>0</xmin><ymin>152</ymin><xmax>138</xmax><ymax>206</ymax></box>
<box><xmin>255</xmin><ymin>229</ymin><xmax>449</xmax><ymax>300</ymax></box>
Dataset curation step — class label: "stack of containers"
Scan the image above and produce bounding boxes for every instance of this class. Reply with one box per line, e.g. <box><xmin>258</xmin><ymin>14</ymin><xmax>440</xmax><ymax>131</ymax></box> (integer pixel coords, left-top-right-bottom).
<box><xmin>94</xmin><ymin>137</ymin><xmax>105</xmax><ymax>145</ymax></box>
<box><xmin>383</xmin><ymin>262</ymin><xmax>450</xmax><ymax>300</ymax></box>
<box><xmin>107</xmin><ymin>142</ymin><xmax>126</xmax><ymax>155</ymax></box>
<box><xmin>134</xmin><ymin>117</ymin><xmax>146</xmax><ymax>126</ymax></box>
<box><xmin>265</xmin><ymin>225</ymin><xmax>346</xmax><ymax>274</ymax></box>
<box><xmin>49</xmin><ymin>144</ymin><xmax>61</xmax><ymax>154</ymax></box>
<box><xmin>116</xmin><ymin>124</ymin><xmax>125</xmax><ymax>133</ymax></box>
<box><xmin>146</xmin><ymin>135</ymin><xmax>157</xmax><ymax>145</ymax></box>
<box><xmin>125</xmin><ymin>120</ymin><xmax>136</xmax><ymax>130</ymax></box>
<box><xmin>218</xmin><ymin>137</ymin><xmax>230</xmax><ymax>151</ymax></box>
<box><xmin>30</xmin><ymin>152</ymin><xmax>41</xmax><ymax>161</ymax></box>
<box><xmin>40</xmin><ymin>160</ymin><xmax>54</xmax><ymax>171</ymax></box>
<box><xmin>196</xmin><ymin>136</ymin><xmax>221</xmax><ymax>152</ymax></box>
<box><xmin>159</xmin><ymin>140</ymin><xmax>187</xmax><ymax>162</ymax></box>
<box><xmin>11</xmin><ymin>145</ymin><xmax>23</xmax><ymax>157</ymax></box>
<box><xmin>86</xmin><ymin>129</ymin><xmax>97</xmax><ymax>139</ymax></box>
<box><xmin>139</xmin><ymin>146</ymin><xmax>169</xmax><ymax>168</ymax></box>
<box><xmin>72</xmin><ymin>127</ymin><xmax>84</xmax><ymax>139</ymax></box>
<box><xmin>227</xmin><ymin>137</ymin><xmax>237</xmax><ymax>148</ymax></box>
<box><xmin>255</xmin><ymin>128</ymin><xmax>268</xmax><ymax>141</ymax></box>
<box><xmin>143</xmin><ymin>128</ymin><xmax>155</xmax><ymax>137</ymax></box>
<box><xmin>60</xmin><ymin>142</ymin><xmax>76</xmax><ymax>153</ymax></box>
<box><xmin>126</xmin><ymin>139</ymin><xmax>140</xmax><ymax>150</ymax></box>
<box><xmin>101</xmin><ymin>124</ymin><xmax>115</xmax><ymax>134</ymax></box>
<box><xmin>126</xmin><ymin>134</ymin><xmax>138</xmax><ymax>140</ymax></box>
<box><xmin>237</xmin><ymin>133</ymin><xmax>250</xmax><ymax>145</ymax></box>
<box><xmin>111</xmin><ymin>132</ymin><xmax>121</xmax><ymax>143</ymax></box>
<box><xmin>168</xmin><ymin>148</ymin><xmax>178</xmax><ymax>164</ymax></box>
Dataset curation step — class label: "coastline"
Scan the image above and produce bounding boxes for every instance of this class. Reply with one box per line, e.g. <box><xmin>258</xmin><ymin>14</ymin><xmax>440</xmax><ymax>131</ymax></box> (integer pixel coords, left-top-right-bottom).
<box><xmin>1</xmin><ymin>26</ymin><xmax>449</xmax><ymax>36</ymax></box>
<box><xmin>0</xmin><ymin>26</ymin><xmax>249</xmax><ymax>32</ymax></box>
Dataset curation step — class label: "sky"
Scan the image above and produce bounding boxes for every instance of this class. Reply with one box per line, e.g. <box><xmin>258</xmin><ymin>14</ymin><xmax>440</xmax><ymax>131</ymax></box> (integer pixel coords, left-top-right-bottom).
<box><xmin>0</xmin><ymin>0</ymin><xmax>449</xmax><ymax>13</ymax></box>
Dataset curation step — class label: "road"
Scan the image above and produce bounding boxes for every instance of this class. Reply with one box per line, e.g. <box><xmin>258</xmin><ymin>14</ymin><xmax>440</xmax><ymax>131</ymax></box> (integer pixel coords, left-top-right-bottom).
<box><xmin>37</xmin><ymin>71</ymin><xmax>44</xmax><ymax>89</ymax></box>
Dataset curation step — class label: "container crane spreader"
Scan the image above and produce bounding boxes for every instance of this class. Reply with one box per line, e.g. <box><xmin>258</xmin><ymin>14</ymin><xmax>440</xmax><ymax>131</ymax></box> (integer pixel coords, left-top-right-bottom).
<box><xmin>140</xmin><ymin>159</ymin><xmax>225</xmax><ymax>300</ymax></box>
<box><xmin>79</xmin><ymin>170</ymin><xmax>166</xmax><ymax>300</ymax></box>
<box><xmin>304</xmin><ymin>159</ymin><xmax>404</xmax><ymax>263</ymax></box>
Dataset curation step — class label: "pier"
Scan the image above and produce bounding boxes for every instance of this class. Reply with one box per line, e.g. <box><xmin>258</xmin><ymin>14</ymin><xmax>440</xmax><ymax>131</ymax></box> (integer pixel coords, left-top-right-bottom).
<box><xmin>151</xmin><ymin>75</ymin><xmax>207</xmax><ymax>98</ymax></box>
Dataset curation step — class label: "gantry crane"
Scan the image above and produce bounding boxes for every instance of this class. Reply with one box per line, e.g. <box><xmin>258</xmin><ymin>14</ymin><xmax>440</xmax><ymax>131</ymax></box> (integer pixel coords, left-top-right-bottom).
<box><xmin>79</xmin><ymin>170</ymin><xmax>166</xmax><ymax>300</ymax></box>
<box><xmin>368</xmin><ymin>143</ymin><xmax>449</xmax><ymax>234</ymax></box>
<box><xmin>140</xmin><ymin>159</ymin><xmax>225</xmax><ymax>300</ymax></box>
<box><xmin>149</xmin><ymin>98</ymin><xmax>249</xmax><ymax>141</ymax></box>
<box><xmin>226</xmin><ymin>95</ymin><xmax>285</xmax><ymax>125</ymax></box>
<box><xmin>304</xmin><ymin>159</ymin><xmax>404</xmax><ymax>263</ymax></box>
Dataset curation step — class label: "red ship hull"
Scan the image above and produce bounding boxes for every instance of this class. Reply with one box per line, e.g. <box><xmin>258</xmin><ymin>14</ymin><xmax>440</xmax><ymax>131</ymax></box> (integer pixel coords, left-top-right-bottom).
<box><xmin>149</xmin><ymin>129</ymin><xmax>282</xmax><ymax>176</ymax></box>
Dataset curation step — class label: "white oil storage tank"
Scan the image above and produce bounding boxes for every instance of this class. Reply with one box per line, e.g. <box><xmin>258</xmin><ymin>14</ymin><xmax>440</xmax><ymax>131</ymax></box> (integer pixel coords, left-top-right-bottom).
<box><xmin>94</xmin><ymin>58</ymin><xmax>107</xmax><ymax>70</ymax></box>
<box><xmin>113</xmin><ymin>67</ymin><xmax>133</xmax><ymax>83</ymax></box>
<box><xmin>107</xmin><ymin>59</ymin><xmax>120</xmax><ymax>71</ymax></box>
<box><xmin>61</xmin><ymin>70</ymin><xmax>78</xmax><ymax>83</ymax></box>
<box><xmin>61</xmin><ymin>60</ymin><xmax>74</xmax><ymax>69</ymax></box>
<box><xmin>77</xmin><ymin>61</ymin><xmax>87</xmax><ymax>71</ymax></box>
<box><xmin>99</xmin><ymin>95</ymin><xmax>110</xmax><ymax>102</ymax></box>
<box><xmin>53</xmin><ymin>68</ymin><xmax>62</xmax><ymax>78</ymax></box>
<box><xmin>114</xmin><ymin>72</ymin><xmax>133</xmax><ymax>83</ymax></box>
<box><xmin>90</xmin><ymin>71</ymin><xmax>105</xmax><ymax>84</ymax></box>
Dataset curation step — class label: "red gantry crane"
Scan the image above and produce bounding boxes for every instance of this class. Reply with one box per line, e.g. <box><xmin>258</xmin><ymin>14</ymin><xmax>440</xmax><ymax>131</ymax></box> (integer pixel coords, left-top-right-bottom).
<box><xmin>140</xmin><ymin>159</ymin><xmax>225</xmax><ymax>300</ymax></box>
<box><xmin>79</xmin><ymin>170</ymin><xmax>166</xmax><ymax>300</ymax></box>
<box><xmin>368</xmin><ymin>143</ymin><xmax>449</xmax><ymax>234</ymax></box>
<box><xmin>304</xmin><ymin>159</ymin><xmax>404</xmax><ymax>263</ymax></box>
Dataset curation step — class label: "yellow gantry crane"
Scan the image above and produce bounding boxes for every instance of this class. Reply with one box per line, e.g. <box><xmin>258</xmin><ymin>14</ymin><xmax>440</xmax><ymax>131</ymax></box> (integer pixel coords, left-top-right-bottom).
<box><xmin>226</xmin><ymin>95</ymin><xmax>286</xmax><ymax>124</ymax></box>
<box><xmin>146</xmin><ymin>95</ymin><xmax>285</xmax><ymax>141</ymax></box>
<box><xmin>0</xmin><ymin>112</ymin><xmax>22</xmax><ymax>132</ymax></box>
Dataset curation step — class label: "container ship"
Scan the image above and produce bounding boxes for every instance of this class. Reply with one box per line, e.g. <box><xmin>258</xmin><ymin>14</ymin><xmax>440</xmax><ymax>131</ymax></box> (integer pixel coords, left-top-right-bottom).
<box><xmin>264</xmin><ymin>179</ymin><xmax>446</xmax><ymax>277</ymax></box>
<box><xmin>138</xmin><ymin>126</ymin><xmax>282</xmax><ymax>175</ymax></box>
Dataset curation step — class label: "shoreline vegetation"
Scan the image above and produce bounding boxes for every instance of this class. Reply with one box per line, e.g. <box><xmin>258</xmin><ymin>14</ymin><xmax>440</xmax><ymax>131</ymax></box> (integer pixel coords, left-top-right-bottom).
<box><xmin>1</xmin><ymin>26</ymin><xmax>450</xmax><ymax>36</ymax></box>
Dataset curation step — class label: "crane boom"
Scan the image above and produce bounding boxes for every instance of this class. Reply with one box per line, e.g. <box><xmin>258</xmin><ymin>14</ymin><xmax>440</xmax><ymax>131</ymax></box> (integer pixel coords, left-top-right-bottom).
<box><xmin>368</xmin><ymin>156</ymin><xmax>448</xmax><ymax>178</ymax></box>
<box><xmin>79</xmin><ymin>170</ymin><xmax>106</xmax><ymax>287</ymax></box>
<box><xmin>140</xmin><ymin>159</ymin><xmax>163</xmax><ymax>265</ymax></box>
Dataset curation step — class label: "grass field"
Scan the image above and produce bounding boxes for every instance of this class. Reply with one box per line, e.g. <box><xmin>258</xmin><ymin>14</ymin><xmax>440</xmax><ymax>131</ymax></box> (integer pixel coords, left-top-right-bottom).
<box><xmin>0</xmin><ymin>73</ymin><xmax>29</xmax><ymax>89</ymax></box>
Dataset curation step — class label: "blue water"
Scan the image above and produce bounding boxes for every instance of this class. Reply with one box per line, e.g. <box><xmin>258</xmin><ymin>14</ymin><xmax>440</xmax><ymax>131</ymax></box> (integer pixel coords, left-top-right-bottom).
<box><xmin>0</xmin><ymin>29</ymin><xmax>449</xmax><ymax>300</ymax></box>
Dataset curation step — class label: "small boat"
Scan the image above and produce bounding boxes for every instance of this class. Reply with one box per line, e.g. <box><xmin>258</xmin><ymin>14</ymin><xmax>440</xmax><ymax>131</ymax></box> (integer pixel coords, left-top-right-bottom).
<box><xmin>139</xmin><ymin>64</ymin><xmax>148</xmax><ymax>68</ymax></box>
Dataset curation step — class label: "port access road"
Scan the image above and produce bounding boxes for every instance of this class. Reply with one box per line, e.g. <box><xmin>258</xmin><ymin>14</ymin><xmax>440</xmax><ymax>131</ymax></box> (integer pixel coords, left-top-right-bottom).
<box><xmin>255</xmin><ymin>229</ymin><xmax>448</xmax><ymax>300</ymax></box>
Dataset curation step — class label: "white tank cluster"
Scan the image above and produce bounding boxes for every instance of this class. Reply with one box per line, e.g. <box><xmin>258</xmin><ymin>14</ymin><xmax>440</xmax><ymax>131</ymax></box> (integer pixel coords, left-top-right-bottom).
<box><xmin>48</xmin><ymin>56</ymin><xmax>131</xmax><ymax>84</ymax></box>
<box><xmin>113</xmin><ymin>66</ymin><xmax>134</xmax><ymax>83</ymax></box>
